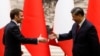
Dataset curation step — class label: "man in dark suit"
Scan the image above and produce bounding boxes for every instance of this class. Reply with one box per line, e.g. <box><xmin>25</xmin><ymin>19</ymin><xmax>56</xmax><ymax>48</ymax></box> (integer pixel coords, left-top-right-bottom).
<box><xmin>49</xmin><ymin>7</ymin><xmax>100</xmax><ymax>56</ymax></box>
<box><xmin>3</xmin><ymin>8</ymin><xmax>48</xmax><ymax>56</ymax></box>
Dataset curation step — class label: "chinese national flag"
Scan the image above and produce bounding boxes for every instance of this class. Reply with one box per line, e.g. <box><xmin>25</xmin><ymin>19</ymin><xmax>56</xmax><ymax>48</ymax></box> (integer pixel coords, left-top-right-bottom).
<box><xmin>87</xmin><ymin>0</ymin><xmax>100</xmax><ymax>41</ymax></box>
<box><xmin>0</xmin><ymin>0</ymin><xmax>11</xmax><ymax>56</ymax></box>
<box><xmin>21</xmin><ymin>0</ymin><xmax>50</xmax><ymax>56</ymax></box>
<box><xmin>0</xmin><ymin>28</ymin><xmax>4</xmax><ymax>56</ymax></box>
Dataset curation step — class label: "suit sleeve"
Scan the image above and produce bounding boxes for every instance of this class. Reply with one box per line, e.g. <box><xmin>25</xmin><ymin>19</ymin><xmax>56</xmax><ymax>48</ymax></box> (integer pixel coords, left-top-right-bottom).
<box><xmin>10</xmin><ymin>26</ymin><xmax>38</xmax><ymax>44</ymax></box>
<box><xmin>58</xmin><ymin>30</ymin><xmax>72</xmax><ymax>41</ymax></box>
<box><xmin>87</xmin><ymin>25</ymin><xmax>100</xmax><ymax>56</ymax></box>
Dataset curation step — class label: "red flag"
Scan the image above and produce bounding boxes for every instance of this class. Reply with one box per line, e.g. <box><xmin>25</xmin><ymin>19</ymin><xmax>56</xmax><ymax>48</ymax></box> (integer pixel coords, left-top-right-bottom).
<box><xmin>0</xmin><ymin>28</ymin><xmax>4</xmax><ymax>56</ymax></box>
<box><xmin>0</xmin><ymin>0</ymin><xmax>11</xmax><ymax>56</ymax></box>
<box><xmin>87</xmin><ymin>0</ymin><xmax>100</xmax><ymax>41</ymax></box>
<box><xmin>21</xmin><ymin>0</ymin><xmax>50</xmax><ymax>56</ymax></box>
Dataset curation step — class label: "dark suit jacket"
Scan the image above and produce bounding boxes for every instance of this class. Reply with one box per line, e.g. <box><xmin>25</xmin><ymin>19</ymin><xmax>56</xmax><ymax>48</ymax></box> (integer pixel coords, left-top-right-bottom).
<box><xmin>58</xmin><ymin>19</ymin><xmax>100</xmax><ymax>56</ymax></box>
<box><xmin>3</xmin><ymin>21</ymin><xmax>38</xmax><ymax>56</ymax></box>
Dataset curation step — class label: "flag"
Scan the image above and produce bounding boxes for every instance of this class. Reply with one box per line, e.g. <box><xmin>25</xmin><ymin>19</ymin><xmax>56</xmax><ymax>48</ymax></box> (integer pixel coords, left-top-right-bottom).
<box><xmin>21</xmin><ymin>0</ymin><xmax>50</xmax><ymax>56</ymax></box>
<box><xmin>0</xmin><ymin>0</ymin><xmax>11</xmax><ymax>56</ymax></box>
<box><xmin>87</xmin><ymin>0</ymin><xmax>100</xmax><ymax>41</ymax></box>
<box><xmin>53</xmin><ymin>0</ymin><xmax>74</xmax><ymax>56</ymax></box>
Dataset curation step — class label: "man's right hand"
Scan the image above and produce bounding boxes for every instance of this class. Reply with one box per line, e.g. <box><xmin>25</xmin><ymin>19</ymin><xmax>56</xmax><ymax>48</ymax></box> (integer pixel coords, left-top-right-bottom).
<box><xmin>38</xmin><ymin>34</ymin><xmax>48</xmax><ymax>43</ymax></box>
<box><xmin>48</xmin><ymin>33</ymin><xmax>57</xmax><ymax>40</ymax></box>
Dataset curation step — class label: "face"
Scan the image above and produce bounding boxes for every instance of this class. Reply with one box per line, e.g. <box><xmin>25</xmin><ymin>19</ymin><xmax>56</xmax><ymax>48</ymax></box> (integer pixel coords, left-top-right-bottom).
<box><xmin>72</xmin><ymin>14</ymin><xmax>81</xmax><ymax>24</ymax></box>
<box><xmin>16</xmin><ymin>11</ymin><xmax>23</xmax><ymax>23</ymax></box>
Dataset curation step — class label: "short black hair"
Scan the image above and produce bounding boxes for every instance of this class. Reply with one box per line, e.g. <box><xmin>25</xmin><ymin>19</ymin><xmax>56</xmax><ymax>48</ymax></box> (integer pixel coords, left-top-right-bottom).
<box><xmin>10</xmin><ymin>8</ymin><xmax>23</xmax><ymax>20</ymax></box>
<box><xmin>71</xmin><ymin>7</ymin><xmax>84</xmax><ymax>16</ymax></box>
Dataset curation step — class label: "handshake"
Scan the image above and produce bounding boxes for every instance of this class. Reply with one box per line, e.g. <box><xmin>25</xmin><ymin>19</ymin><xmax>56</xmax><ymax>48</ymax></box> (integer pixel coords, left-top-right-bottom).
<box><xmin>37</xmin><ymin>33</ymin><xmax>57</xmax><ymax>43</ymax></box>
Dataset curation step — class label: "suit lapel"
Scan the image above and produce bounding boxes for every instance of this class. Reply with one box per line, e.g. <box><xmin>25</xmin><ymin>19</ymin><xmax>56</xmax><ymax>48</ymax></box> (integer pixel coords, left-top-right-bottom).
<box><xmin>73</xmin><ymin>19</ymin><xmax>87</xmax><ymax>40</ymax></box>
<box><xmin>78</xmin><ymin>19</ymin><xmax>87</xmax><ymax>34</ymax></box>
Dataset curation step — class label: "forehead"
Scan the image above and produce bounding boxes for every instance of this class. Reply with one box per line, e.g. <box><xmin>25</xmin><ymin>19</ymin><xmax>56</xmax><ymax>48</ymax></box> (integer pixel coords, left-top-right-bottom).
<box><xmin>72</xmin><ymin>13</ymin><xmax>77</xmax><ymax>16</ymax></box>
<box><xmin>72</xmin><ymin>13</ymin><xmax>80</xmax><ymax>16</ymax></box>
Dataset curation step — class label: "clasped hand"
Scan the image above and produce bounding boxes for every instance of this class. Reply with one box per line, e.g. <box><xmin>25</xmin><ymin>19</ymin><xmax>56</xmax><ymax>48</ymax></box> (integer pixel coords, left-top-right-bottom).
<box><xmin>38</xmin><ymin>33</ymin><xmax>57</xmax><ymax>43</ymax></box>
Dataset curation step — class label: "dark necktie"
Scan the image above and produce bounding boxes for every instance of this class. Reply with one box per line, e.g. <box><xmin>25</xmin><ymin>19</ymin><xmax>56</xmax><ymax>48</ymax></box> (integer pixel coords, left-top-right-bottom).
<box><xmin>76</xmin><ymin>24</ymin><xmax>79</xmax><ymax>33</ymax></box>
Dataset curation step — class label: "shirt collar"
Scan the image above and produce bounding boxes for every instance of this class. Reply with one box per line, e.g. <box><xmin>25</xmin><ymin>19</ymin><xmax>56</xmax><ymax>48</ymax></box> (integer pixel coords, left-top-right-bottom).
<box><xmin>79</xmin><ymin>18</ymin><xmax>85</xmax><ymax>27</ymax></box>
<box><xmin>12</xmin><ymin>20</ymin><xmax>20</xmax><ymax>26</ymax></box>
